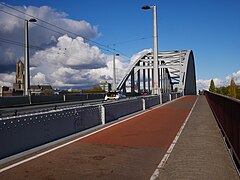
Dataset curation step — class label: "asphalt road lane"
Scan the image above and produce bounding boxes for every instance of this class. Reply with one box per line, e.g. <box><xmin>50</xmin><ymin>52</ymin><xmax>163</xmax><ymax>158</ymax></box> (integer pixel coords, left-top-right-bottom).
<box><xmin>0</xmin><ymin>96</ymin><xmax>197</xmax><ymax>179</ymax></box>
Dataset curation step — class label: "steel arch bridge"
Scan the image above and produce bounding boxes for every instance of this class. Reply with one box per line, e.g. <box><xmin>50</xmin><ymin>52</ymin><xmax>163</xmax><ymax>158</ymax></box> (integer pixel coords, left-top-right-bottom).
<box><xmin>117</xmin><ymin>50</ymin><xmax>196</xmax><ymax>95</ymax></box>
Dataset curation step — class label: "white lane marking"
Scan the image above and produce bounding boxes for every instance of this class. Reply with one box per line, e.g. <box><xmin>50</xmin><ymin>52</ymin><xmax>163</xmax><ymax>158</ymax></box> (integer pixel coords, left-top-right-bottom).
<box><xmin>0</xmin><ymin>97</ymin><xmax>179</xmax><ymax>173</ymax></box>
<box><xmin>150</xmin><ymin>96</ymin><xmax>199</xmax><ymax>180</ymax></box>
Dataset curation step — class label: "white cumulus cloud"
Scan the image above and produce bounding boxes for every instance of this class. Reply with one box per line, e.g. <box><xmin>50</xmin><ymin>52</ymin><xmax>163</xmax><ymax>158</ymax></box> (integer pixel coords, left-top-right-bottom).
<box><xmin>196</xmin><ymin>70</ymin><xmax>240</xmax><ymax>91</ymax></box>
<box><xmin>0</xmin><ymin>73</ymin><xmax>15</xmax><ymax>87</ymax></box>
<box><xmin>0</xmin><ymin>3</ymin><xmax>99</xmax><ymax>70</ymax></box>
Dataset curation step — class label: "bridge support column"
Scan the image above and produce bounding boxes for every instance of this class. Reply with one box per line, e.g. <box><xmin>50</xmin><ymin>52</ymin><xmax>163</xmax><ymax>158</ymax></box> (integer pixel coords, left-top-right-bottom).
<box><xmin>143</xmin><ymin>62</ymin><xmax>146</xmax><ymax>91</ymax></box>
<box><xmin>123</xmin><ymin>83</ymin><xmax>126</xmax><ymax>94</ymax></box>
<box><xmin>131</xmin><ymin>70</ymin><xmax>134</xmax><ymax>94</ymax></box>
<box><xmin>148</xmin><ymin>68</ymin><xmax>151</xmax><ymax>92</ymax></box>
<box><xmin>137</xmin><ymin>69</ymin><xmax>140</xmax><ymax>93</ymax></box>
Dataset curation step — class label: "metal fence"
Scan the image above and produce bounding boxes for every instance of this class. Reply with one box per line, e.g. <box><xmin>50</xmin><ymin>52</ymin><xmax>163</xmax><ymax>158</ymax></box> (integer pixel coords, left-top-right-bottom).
<box><xmin>204</xmin><ymin>91</ymin><xmax>240</xmax><ymax>169</ymax></box>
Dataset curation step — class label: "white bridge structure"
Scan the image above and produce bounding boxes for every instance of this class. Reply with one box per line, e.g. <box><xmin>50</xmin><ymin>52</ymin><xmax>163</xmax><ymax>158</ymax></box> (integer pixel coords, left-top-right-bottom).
<box><xmin>117</xmin><ymin>50</ymin><xmax>196</xmax><ymax>95</ymax></box>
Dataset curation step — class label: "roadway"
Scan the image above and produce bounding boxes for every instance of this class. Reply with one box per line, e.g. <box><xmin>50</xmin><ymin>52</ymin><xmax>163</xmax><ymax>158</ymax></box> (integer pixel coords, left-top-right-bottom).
<box><xmin>1</xmin><ymin>95</ymin><xmax>238</xmax><ymax>179</ymax></box>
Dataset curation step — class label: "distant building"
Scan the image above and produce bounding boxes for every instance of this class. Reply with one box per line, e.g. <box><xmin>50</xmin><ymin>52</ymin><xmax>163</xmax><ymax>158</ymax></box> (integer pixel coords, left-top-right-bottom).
<box><xmin>53</xmin><ymin>88</ymin><xmax>65</xmax><ymax>95</ymax></box>
<box><xmin>0</xmin><ymin>86</ymin><xmax>12</xmax><ymax>97</ymax></box>
<box><xmin>99</xmin><ymin>80</ymin><xmax>111</xmax><ymax>92</ymax></box>
<box><xmin>30</xmin><ymin>85</ymin><xmax>53</xmax><ymax>95</ymax></box>
<box><xmin>13</xmin><ymin>60</ymin><xmax>24</xmax><ymax>91</ymax></box>
<box><xmin>13</xmin><ymin>60</ymin><xmax>24</xmax><ymax>95</ymax></box>
<box><xmin>12</xmin><ymin>60</ymin><xmax>54</xmax><ymax>96</ymax></box>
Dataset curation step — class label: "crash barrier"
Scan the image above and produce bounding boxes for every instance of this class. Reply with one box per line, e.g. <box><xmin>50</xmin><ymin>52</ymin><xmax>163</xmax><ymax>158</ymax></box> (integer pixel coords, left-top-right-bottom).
<box><xmin>31</xmin><ymin>95</ymin><xmax>63</xmax><ymax>104</ymax></box>
<box><xmin>162</xmin><ymin>92</ymin><xmax>184</xmax><ymax>103</ymax></box>
<box><xmin>64</xmin><ymin>93</ymin><xmax>105</xmax><ymax>102</ymax></box>
<box><xmin>144</xmin><ymin>95</ymin><xmax>161</xmax><ymax>109</ymax></box>
<box><xmin>104</xmin><ymin>98</ymin><xmax>143</xmax><ymax>123</ymax></box>
<box><xmin>0</xmin><ymin>106</ymin><xmax>101</xmax><ymax>159</ymax></box>
<box><xmin>204</xmin><ymin>91</ymin><xmax>240</xmax><ymax>169</ymax></box>
<box><xmin>0</xmin><ymin>93</ymin><xmax>183</xmax><ymax>160</ymax></box>
<box><xmin>0</xmin><ymin>96</ymin><xmax>29</xmax><ymax>108</ymax></box>
<box><xmin>162</xmin><ymin>93</ymin><xmax>170</xmax><ymax>103</ymax></box>
<box><xmin>170</xmin><ymin>92</ymin><xmax>182</xmax><ymax>100</ymax></box>
<box><xmin>0</xmin><ymin>93</ymin><xmax>105</xmax><ymax>108</ymax></box>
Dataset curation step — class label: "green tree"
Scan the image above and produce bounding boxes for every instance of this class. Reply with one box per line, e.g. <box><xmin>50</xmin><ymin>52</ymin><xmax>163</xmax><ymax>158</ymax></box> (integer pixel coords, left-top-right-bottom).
<box><xmin>42</xmin><ymin>89</ymin><xmax>54</xmax><ymax>95</ymax></box>
<box><xmin>92</xmin><ymin>86</ymin><xmax>104</xmax><ymax>92</ymax></box>
<box><xmin>209</xmin><ymin>79</ymin><xmax>216</xmax><ymax>92</ymax></box>
<box><xmin>82</xmin><ymin>86</ymin><xmax>105</xmax><ymax>93</ymax></box>
<box><xmin>229</xmin><ymin>78</ymin><xmax>237</xmax><ymax>98</ymax></box>
<box><xmin>216</xmin><ymin>86</ymin><xmax>229</xmax><ymax>96</ymax></box>
<box><xmin>236</xmin><ymin>86</ymin><xmax>240</xmax><ymax>99</ymax></box>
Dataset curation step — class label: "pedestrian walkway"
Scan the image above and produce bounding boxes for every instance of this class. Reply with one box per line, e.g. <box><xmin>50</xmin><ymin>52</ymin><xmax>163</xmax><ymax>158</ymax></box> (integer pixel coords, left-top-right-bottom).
<box><xmin>156</xmin><ymin>95</ymin><xmax>239</xmax><ymax>179</ymax></box>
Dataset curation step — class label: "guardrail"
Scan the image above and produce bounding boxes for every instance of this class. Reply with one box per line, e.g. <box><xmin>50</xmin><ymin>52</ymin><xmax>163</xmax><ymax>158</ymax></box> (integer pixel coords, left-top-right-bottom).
<box><xmin>204</xmin><ymin>91</ymin><xmax>240</xmax><ymax>169</ymax></box>
<box><xmin>0</xmin><ymin>92</ymin><xmax>183</xmax><ymax>160</ymax></box>
<box><xmin>0</xmin><ymin>105</ymin><xmax>101</xmax><ymax>160</ymax></box>
<box><xmin>0</xmin><ymin>93</ymin><xmax>105</xmax><ymax>108</ymax></box>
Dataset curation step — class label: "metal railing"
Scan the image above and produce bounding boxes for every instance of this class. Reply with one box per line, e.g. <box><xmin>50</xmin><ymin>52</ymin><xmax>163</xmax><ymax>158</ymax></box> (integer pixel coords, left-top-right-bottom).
<box><xmin>204</xmin><ymin>91</ymin><xmax>240</xmax><ymax>170</ymax></box>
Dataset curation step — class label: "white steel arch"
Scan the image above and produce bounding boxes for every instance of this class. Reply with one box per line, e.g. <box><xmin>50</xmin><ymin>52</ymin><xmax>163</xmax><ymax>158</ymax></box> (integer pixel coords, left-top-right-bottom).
<box><xmin>117</xmin><ymin>50</ymin><xmax>196</xmax><ymax>95</ymax></box>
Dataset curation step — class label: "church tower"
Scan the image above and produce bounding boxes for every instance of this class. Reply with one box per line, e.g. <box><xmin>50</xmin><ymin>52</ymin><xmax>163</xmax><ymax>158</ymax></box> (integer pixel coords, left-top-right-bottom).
<box><xmin>13</xmin><ymin>60</ymin><xmax>24</xmax><ymax>91</ymax></box>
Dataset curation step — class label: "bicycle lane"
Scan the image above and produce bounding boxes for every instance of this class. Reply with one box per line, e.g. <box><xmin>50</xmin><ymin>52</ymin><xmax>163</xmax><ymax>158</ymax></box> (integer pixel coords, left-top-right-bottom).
<box><xmin>0</xmin><ymin>96</ymin><xmax>197</xmax><ymax>180</ymax></box>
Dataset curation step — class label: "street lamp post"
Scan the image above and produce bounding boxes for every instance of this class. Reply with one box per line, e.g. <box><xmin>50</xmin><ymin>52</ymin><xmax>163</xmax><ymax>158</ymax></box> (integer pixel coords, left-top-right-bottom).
<box><xmin>112</xmin><ymin>53</ymin><xmax>119</xmax><ymax>91</ymax></box>
<box><xmin>142</xmin><ymin>5</ymin><xmax>159</xmax><ymax>95</ymax></box>
<box><xmin>24</xmin><ymin>18</ymin><xmax>37</xmax><ymax>96</ymax></box>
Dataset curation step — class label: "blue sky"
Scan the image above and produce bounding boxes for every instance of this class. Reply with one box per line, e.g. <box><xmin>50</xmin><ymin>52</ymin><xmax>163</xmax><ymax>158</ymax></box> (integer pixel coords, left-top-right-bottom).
<box><xmin>1</xmin><ymin>0</ymin><xmax>240</xmax><ymax>89</ymax></box>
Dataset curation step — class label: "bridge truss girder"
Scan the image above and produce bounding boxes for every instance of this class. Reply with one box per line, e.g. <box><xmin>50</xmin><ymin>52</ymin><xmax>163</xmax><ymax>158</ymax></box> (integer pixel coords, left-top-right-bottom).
<box><xmin>117</xmin><ymin>50</ymin><xmax>196</xmax><ymax>95</ymax></box>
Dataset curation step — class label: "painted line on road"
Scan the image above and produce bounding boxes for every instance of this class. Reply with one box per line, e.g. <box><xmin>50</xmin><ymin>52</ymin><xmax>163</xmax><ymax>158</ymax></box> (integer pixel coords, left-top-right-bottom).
<box><xmin>0</xmin><ymin>97</ymin><xmax>181</xmax><ymax>173</ymax></box>
<box><xmin>150</xmin><ymin>96</ymin><xmax>199</xmax><ymax>180</ymax></box>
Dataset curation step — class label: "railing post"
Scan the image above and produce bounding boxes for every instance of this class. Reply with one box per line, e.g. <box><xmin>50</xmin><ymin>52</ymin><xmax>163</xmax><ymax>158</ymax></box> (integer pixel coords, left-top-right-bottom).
<box><xmin>142</xmin><ymin>99</ymin><xmax>146</xmax><ymax>110</ymax></box>
<box><xmin>29</xmin><ymin>95</ymin><xmax>32</xmax><ymax>105</ymax></box>
<box><xmin>101</xmin><ymin>105</ymin><xmax>105</xmax><ymax>125</ymax></box>
<box><xmin>169</xmin><ymin>93</ymin><xmax>172</xmax><ymax>101</ymax></box>
<box><xmin>159</xmin><ymin>94</ymin><xmax>162</xmax><ymax>104</ymax></box>
<box><xmin>63</xmin><ymin>95</ymin><xmax>66</xmax><ymax>102</ymax></box>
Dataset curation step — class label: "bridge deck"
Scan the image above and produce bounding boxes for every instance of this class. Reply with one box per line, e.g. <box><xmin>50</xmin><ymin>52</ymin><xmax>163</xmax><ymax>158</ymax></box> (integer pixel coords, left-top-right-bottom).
<box><xmin>0</xmin><ymin>96</ymin><xmax>239</xmax><ymax>179</ymax></box>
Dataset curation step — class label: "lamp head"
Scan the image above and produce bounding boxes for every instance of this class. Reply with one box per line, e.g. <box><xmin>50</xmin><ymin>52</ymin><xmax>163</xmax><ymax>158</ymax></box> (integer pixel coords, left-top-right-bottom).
<box><xmin>29</xmin><ymin>18</ymin><xmax>37</xmax><ymax>22</ymax></box>
<box><xmin>142</xmin><ymin>5</ymin><xmax>151</xmax><ymax>10</ymax></box>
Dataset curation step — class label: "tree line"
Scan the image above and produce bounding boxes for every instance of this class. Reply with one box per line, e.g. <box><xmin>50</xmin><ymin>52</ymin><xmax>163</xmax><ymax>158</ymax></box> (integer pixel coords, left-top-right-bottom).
<box><xmin>209</xmin><ymin>79</ymin><xmax>240</xmax><ymax>99</ymax></box>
